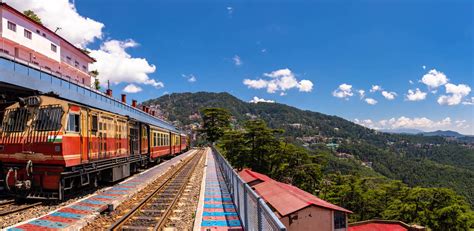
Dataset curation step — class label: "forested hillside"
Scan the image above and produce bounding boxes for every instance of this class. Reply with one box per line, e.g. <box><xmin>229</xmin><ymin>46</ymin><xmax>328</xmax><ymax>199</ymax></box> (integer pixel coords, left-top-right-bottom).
<box><xmin>143</xmin><ymin>92</ymin><xmax>474</xmax><ymax>206</ymax></box>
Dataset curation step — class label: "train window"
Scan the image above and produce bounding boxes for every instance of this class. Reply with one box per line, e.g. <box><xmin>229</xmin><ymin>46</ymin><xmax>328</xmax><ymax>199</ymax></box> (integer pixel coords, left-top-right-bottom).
<box><xmin>91</xmin><ymin>115</ymin><xmax>98</xmax><ymax>132</ymax></box>
<box><xmin>67</xmin><ymin>113</ymin><xmax>80</xmax><ymax>132</ymax></box>
<box><xmin>34</xmin><ymin>106</ymin><xmax>63</xmax><ymax>131</ymax></box>
<box><xmin>2</xmin><ymin>108</ymin><xmax>28</xmax><ymax>132</ymax></box>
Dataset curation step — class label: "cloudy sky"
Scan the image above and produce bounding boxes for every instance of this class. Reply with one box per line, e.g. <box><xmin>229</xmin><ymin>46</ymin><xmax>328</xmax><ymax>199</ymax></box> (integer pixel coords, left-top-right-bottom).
<box><xmin>6</xmin><ymin>0</ymin><xmax>473</xmax><ymax>134</ymax></box>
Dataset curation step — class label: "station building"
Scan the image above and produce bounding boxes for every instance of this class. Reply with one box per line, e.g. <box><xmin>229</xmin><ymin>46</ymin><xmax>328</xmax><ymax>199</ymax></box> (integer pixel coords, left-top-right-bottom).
<box><xmin>0</xmin><ymin>2</ymin><xmax>95</xmax><ymax>87</ymax></box>
<box><xmin>240</xmin><ymin>169</ymin><xmax>352</xmax><ymax>231</ymax></box>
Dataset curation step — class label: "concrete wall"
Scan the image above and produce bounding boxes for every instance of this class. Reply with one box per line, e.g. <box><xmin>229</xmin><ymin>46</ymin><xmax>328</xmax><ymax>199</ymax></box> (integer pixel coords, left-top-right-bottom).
<box><xmin>1</xmin><ymin>8</ymin><xmax>60</xmax><ymax>61</ymax></box>
<box><xmin>280</xmin><ymin>206</ymin><xmax>348</xmax><ymax>231</ymax></box>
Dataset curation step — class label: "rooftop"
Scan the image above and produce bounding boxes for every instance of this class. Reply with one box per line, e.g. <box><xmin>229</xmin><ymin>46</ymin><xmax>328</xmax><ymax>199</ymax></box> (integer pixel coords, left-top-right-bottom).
<box><xmin>348</xmin><ymin>220</ymin><xmax>426</xmax><ymax>231</ymax></box>
<box><xmin>239</xmin><ymin>169</ymin><xmax>352</xmax><ymax>217</ymax></box>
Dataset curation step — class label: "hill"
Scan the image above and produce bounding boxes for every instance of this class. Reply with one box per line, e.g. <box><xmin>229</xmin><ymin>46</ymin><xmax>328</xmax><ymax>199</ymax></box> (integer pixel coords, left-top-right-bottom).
<box><xmin>421</xmin><ymin>130</ymin><xmax>468</xmax><ymax>138</ymax></box>
<box><xmin>143</xmin><ymin>92</ymin><xmax>474</xmax><ymax>205</ymax></box>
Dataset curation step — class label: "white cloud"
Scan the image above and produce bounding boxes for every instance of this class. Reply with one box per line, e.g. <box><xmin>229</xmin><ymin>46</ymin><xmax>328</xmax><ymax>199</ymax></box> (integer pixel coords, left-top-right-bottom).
<box><xmin>182</xmin><ymin>74</ymin><xmax>197</xmax><ymax>83</ymax></box>
<box><xmin>6</xmin><ymin>0</ymin><xmax>104</xmax><ymax>47</ymax></box>
<box><xmin>455</xmin><ymin>120</ymin><xmax>470</xmax><ymax>129</ymax></box>
<box><xmin>243</xmin><ymin>79</ymin><xmax>267</xmax><ymax>89</ymax></box>
<box><xmin>358</xmin><ymin>90</ymin><xmax>366</xmax><ymax>99</ymax></box>
<box><xmin>298</xmin><ymin>80</ymin><xmax>314</xmax><ymax>92</ymax></box>
<box><xmin>370</xmin><ymin>85</ymin><xmax>382</xmax><ymax>93</ymax></box>
<box><xmin>226</xmin><ymin>6</ymin><xmax>233</xmax><ymax>15</ymax></box>
<box><xmin>409</xmin><ymin>80</ymin><xmax>414</xmax><ymax>85</ymax></box>
<box><xmin>437</xmin><ymin>83</ymin><xmax>471</xmax><ymax>106</ymax></box>
<box><xmin>233</xmin><ymin>55</ymin><xmax>242</xmax><ymax>66</ymax></box>
<box><xmin>421</xmin><ymin>69</ymin><xmax>448</xmax><ymax>89</ymax></box>
<box><xmin>406</xmin><ymin>88</ymin><xmax>427</xmax><ymax>101</ymax></box>
<box><xmin>261</xmin><ymin>49</ymin><xmax>267</xmax><ymax>53</ymax></box>
<box><xmin>365</xmin><ymin>98</ymin><xmax>378</xmax><ymax>105</ymax></box>
<box><xmin>462</xmin><ymin>97</ymin><xmax>474</xmax><ymax>105</ymax></box>
<box><xmin>355</xmin><ymin>116</ymin><xmax>453</xmax><ymax>131</ymax></box>
<box><xmin>123</xmin><ymin>84</ymin><xmax>142</xmax><ymax>93</ymax></box>
<box><xmin>249</xmin><ymin>96</ymin><xmax>275</xmax><ymax>104</ymax></box>
<box><xmin>332</xmin><ymin>84</ymin><xmax>353</xmax><ymax>99</ymax></box>
<box><xmin>243</xmin><ymin>68</ymin><xmax>313</xmax><ymax>94</ymax></box>
<box><xmin>381</xmin><ymin>91</ymin><xmax>397</xmax><ymax>100</ymax></box>
<box><xmin>89</xmin><ymin>40</ymin><xmax>163</xmax><ymax>89</ymax></box>
<box><xmin>422</xmin><ymin>65</ymin><xmax>426</xmax><ymax>70</ymax></box>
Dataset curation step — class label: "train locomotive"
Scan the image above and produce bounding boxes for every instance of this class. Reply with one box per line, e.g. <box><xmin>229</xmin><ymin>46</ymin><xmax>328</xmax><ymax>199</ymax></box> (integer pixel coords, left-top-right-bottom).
<box><xmin>0</xmin><ymin>95</ymin><xmax>189</xmax><ymax>200</ymax></box>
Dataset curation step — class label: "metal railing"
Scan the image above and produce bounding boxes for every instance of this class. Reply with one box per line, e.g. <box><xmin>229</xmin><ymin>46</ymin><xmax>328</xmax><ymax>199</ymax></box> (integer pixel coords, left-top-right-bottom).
<box><xmin>0</xmin><ymin>54</ymin><xmax>178</xmax><ymax>132</ymax></box>
<box><xmin>212</xmin><ymin>146</ymin><xmax>287</xmax><ymax>231</ymax></box>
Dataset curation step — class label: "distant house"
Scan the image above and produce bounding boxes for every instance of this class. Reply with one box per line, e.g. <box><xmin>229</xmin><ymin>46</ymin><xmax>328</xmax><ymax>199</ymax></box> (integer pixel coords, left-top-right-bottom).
<box><xmin>240</xmin><ymin>169</ymin><xmax>352</xmax><ymax>231</ymax></box>
<box><xmin>326</xmin><ymin>143</ymin><xmax>340</xmax><ymax>150</ymax></box>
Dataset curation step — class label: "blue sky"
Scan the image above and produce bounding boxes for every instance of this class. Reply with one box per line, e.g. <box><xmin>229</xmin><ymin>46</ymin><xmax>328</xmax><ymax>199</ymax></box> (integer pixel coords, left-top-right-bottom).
<box><xmin>9</xmin><ymin>0</ymin><xmax>473</xmax><ymax>134</ymax></box>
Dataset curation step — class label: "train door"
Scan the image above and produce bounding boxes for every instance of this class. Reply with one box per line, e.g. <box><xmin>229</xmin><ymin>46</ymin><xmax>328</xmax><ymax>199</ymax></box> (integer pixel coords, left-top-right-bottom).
<box><xmin>98</xmin><ymin>116</ymin><xmax>109</xmax><ymax>159</ymax></box>
<box><xmin>89</xmin><ymin>112</ymin><xmax>99</xmax><ymax>160</ymax></box>
<box><xmin>129</xmin><ymin>121</ymin><xmax>139</xmax><ymax>155</ymax></box>
<box><xmin>169</xmin><ymin>132</ymin><xmax>173</xmax><ymax>155</ymax></box>
<box><xmin>80</xmin><ymin>108</ymin><xmax>88</xmax><ymax>163</ymax></box>
<box><xmin>140</xmin><ymin>124</ymin><xmax>149</xmax><ymax>155</ymax></box>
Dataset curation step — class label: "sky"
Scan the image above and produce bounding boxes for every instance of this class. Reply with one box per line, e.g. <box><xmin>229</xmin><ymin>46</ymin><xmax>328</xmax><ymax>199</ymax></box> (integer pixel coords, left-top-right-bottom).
<box><xmin>6</xmin><ymin>0</ymin><xmax>474</xmax><ymax>134</ymax></box>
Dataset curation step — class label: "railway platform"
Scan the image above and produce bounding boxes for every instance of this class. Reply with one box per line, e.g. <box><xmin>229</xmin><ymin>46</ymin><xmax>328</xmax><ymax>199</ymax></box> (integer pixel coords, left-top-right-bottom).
<box><xmin>194</xmin><ymin>149</ymin><xmax>243</xmax><ymax>231</ymax></box>
<box><xmin>5</xmin><ymin>149</ymin><xmax>197</xmax><ymax>231</ymax></box>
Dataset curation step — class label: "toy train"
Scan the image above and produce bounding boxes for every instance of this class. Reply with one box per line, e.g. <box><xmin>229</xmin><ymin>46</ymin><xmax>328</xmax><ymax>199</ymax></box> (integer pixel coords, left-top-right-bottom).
<box><xmin>0</xmin><ymin>95</ymin><xmax>189</xmax><ymax>200</ymax></box>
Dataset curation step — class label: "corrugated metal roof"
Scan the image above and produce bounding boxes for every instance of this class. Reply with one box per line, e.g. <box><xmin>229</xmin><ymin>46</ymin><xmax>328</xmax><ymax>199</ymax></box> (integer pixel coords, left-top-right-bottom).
<box><xmin>349</xmin><ymin>223</ymin><xmax>408</xmax><ymax>231</ymax></box>
<box><xmin>239</xmin><ymin>168</ymin><xmax>272</xmax><ymax>184</ymax></box>
<box><xmin>239</xmin><ymin>169</ymin><xmax>352</xmax><ymax>216</ymax></box>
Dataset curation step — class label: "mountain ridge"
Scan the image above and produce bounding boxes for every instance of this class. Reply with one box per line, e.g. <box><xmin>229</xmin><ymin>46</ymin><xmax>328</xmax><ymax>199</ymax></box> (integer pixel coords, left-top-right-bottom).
<box><xmin>143</xmin><ymin>91</ymin><xmax>474</xmax><ymax>205</ymax></box>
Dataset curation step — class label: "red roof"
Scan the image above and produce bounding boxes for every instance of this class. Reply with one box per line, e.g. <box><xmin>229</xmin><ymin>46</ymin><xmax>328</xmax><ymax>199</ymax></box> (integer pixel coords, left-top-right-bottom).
<box><xmin>239</xmin><ymin>169</ymin><xmax>352</xmax><ymax>216</ymax></box>
<box><xmin>349</xmin><ymin>223</ymin><xmax>408</xmax><ymax>231</ymax></box>
<box><xmin>239</xmin><ymin>168</ymin><xmax>272</xmax><ymax>183</ymax></box>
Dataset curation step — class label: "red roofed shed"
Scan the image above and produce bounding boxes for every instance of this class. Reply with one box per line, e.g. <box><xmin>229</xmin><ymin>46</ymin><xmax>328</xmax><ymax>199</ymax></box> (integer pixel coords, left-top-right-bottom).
<box><xmin>239</xmin><ymin>169</ymin><xmax>352</xmax><ymax>231</ymax></box>
<box><xmin>348</xmin><ymin>220</ymin><xmax>426</xmax><ymax>231</ymax></box>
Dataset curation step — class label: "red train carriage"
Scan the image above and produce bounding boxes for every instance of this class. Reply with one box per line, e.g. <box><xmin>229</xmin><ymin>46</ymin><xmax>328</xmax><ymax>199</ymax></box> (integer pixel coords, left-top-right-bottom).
<box><xmin>0</xmin><ymin>95</ymin><xmax>188</xmax><ymax>200</ymax></box>
<box><xmin>150</xmin><ymin>126</ymin><xmax>171</xmax><ymax>161</ymax></box>
<box><xmin>180</xmin><ymin>134</ymin><xmax>188</xmax><ymax>152</ymax></box>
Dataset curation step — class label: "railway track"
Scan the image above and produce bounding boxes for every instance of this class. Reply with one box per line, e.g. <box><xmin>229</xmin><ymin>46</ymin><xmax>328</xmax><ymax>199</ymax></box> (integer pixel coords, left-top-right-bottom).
<box><xmin>0</xmin><ymin>200</ymin><xmax>42</xmax><ymax>217</ymax></box>
<box><xmin>109</xmin><ymin>149</ymin><xmax>203</xmax><ymax>231</ymax></box>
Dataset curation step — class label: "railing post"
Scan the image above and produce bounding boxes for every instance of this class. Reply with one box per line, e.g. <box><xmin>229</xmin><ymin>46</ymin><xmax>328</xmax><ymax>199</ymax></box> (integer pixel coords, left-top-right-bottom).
<box><xmin>236</xmin><ymin>177</ymin><xmax>240</xmax><ymax>215</ymax></box>
<box><xmin>243</xmin><ymin>186</ymin><xmax>249</xmax><ymax>229</ymax></box>
<box><xmin>258</xmin><ymin>198</ymin><xmax>263</xmax><ymax>231</ymax></box>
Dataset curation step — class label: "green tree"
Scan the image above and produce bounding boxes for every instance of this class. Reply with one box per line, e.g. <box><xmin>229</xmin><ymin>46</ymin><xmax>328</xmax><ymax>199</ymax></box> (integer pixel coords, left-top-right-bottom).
<box><xmin>90</xmin><ymin>70</ymin><xmax>100</xmax><ymax>90</ymax></box>
<box><xmin>200</xmin><ymin>108</ymin><xmax>231</xmax><ymax>143</ymax></box>
<box><xmin>24</xmin><ymin>10</ymin><xmax>42</xmax><ymax>24</ymax></box>
<box><xmin>243</xmin><ymin>120</ymin><xmax>282</xmax><ymax>174</ymax></box>
<box><xmin>220</xmin><ymin>130</ymin><xmax>248</xmax><ymax>170</ymax></box>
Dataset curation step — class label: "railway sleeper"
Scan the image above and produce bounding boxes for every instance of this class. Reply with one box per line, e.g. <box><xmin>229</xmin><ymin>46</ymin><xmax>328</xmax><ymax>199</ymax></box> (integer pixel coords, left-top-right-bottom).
<box><xmin>121</xmin><ymin>225</ymin><xmax>153</xmax><ymax>230</ymax></box>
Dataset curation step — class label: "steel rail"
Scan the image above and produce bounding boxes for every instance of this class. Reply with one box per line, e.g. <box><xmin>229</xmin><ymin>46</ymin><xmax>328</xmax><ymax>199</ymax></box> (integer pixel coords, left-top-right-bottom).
<box><xmin>0</xmin><ymin>201</ymin><xmax>42</xmax><ymax>216</ymax></box>
<box><xmin>109</xmin><ymin>149</ymin><xmax>203</xmax><ymax>231</ymax></box>
<box><xmin>0</xmin><ymin>200</ymin><xmax>15</xmax><ymax>206</ymax></box>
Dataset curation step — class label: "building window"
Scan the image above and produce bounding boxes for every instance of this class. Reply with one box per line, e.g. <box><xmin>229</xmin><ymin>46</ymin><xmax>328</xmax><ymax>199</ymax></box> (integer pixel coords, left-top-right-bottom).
<box><xmin>24</xmin><ymin>29</ymin><xmax>32</xmax><ymax>39</ymax></box>
<box><xmin>67</xmin><ymin>113</ymin><xmax>80</xmax><ymax>132</ymax></box>
<box><xmin>7</xmin><ymin>21</ymin><xmax>16</xmax><ymax>32</ymax></box>
<box><xmin>36</xmin><ymin>29</ymin><xmax>40</xmax><ymax>34</ymax></box>
<box><xmin>74</xmin><ymin>60</ymin><xmax>79</xmax><ymax>67</ymax></box>
<box><xmin>334</xmin><ymin>211</ymin><xmax>346</xmax><ymax>229</ymax></box>
<box><xmin>51</xmin><ymin>44</ymin><xmax>57</xmax><ymax>52</ymax></box>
